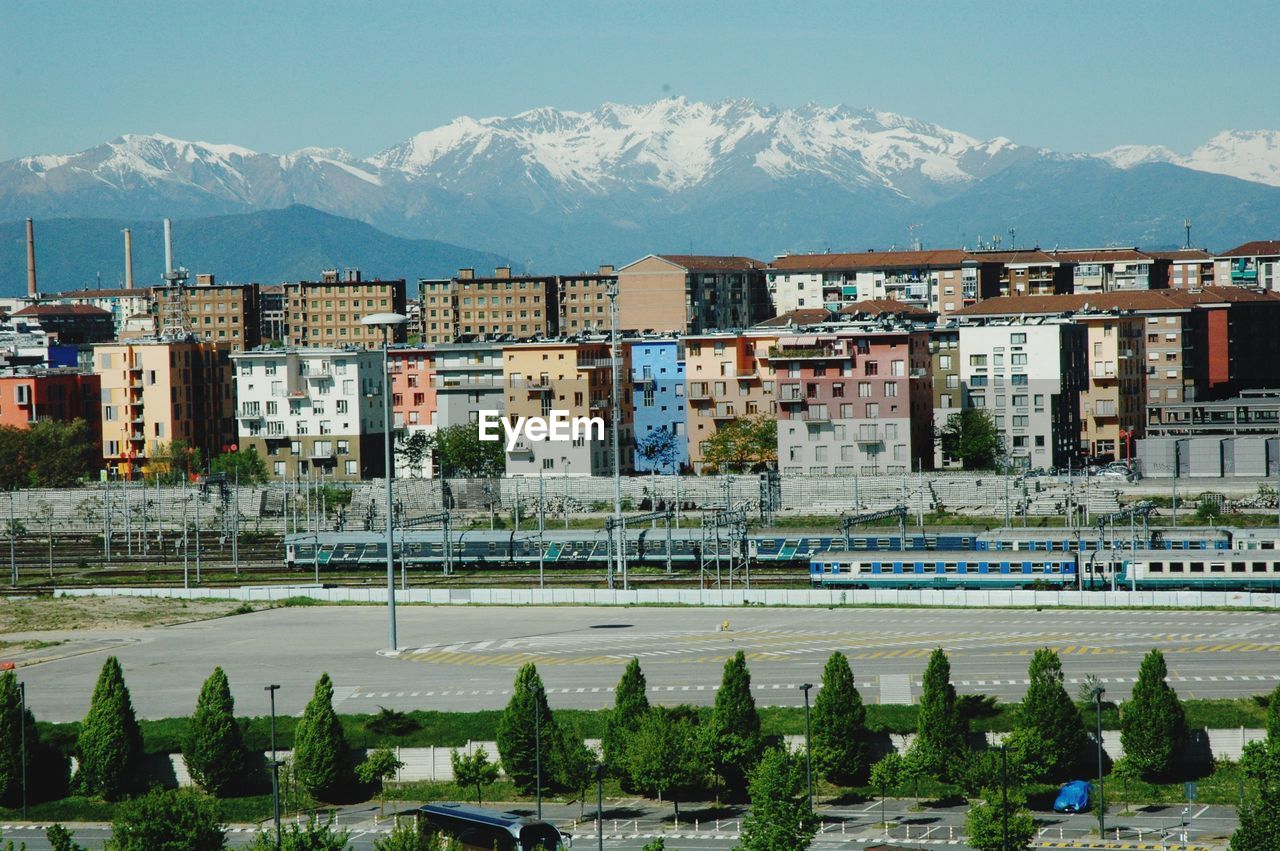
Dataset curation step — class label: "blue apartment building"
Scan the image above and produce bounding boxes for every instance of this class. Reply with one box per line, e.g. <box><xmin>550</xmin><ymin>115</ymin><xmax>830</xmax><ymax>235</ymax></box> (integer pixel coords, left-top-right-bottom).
<box><xmin>627</xmin><ymin>338</ymin><xmax>687</xmax><ymax>473</ymax></box>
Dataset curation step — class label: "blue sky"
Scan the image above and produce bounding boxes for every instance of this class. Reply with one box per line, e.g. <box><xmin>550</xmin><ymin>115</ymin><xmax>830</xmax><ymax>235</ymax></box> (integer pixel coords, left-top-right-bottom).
<box><xmin>2</xmin><ymin>0</ymin><xmax>1276</xmax><ymax>160</ymax></box>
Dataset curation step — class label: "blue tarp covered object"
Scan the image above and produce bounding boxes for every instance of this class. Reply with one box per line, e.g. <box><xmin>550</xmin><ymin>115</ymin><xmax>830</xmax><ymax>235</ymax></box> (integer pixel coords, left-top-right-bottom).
<box><xmin>1053</xmin><ymin>780</ymin><xmax>1091</xmax><ymax>813</ymax></box>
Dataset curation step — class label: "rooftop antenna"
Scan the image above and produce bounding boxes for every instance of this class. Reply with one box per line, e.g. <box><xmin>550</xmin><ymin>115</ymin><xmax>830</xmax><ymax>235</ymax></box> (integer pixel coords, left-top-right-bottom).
<box><xmin>160</xmin><ymin>217</ymin><xmax>191</xmax><ymax>337</ymax></box>
<box><xmin>908</xmin><ymin>223</ymin><xmax>923</xmax><ymax>252</ymax></box>
<box><xmin>1009</xmin><ymin>227</ymin><xmax>1016</xmax><ymax>250</ymax></box>
<box><xmin>1184</xmin><ymin>218</ymin><xmax>1192</xmax><ymax>250</ymax></box>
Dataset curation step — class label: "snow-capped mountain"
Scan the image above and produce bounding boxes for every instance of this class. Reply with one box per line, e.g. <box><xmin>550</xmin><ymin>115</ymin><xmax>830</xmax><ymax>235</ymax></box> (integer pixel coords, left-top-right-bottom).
<box><xmin>1098</xmin><ymin>130</ymin><xmax>1280</xmax><ymax>187</ymax></box>
<box><xmin>3</xmin><ymin>99</ymin><xmax>1280</xmax><ymax>270</ymax></box>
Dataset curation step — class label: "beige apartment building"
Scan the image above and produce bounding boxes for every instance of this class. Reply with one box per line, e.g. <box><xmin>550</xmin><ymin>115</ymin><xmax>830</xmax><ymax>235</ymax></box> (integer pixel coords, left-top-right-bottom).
<box><xmin>683</xmin><ymin>330</ymin><xmax>779</xmax><ymax>472</ymax></box>
<box><xmin>501</xmin><ymin>339</ymin><xmax>632</xmax><ymax>475</ymax></box>
<box><xmin>154</xmin><ymin>276</ymin><xmax>261</xmax><ymax>350</ymax></box>
<box><xmin>1077</xmin><ymin>314</ymin><xmax>1146</xmax><ymax>461</ymax></box>
<box><xmin>616</xmin><ymin>255</ymin><xmax>770</xmax><ymax>334</ymax></box>
<box><xmin>95</xmin><ymin>338</ymin><xmax>234</xmax><ymax>478</ymax></box>
<box><xmin>285</xmin><ymin>269</ymin><xmax>408</xmax><ymax>348</ymax></box>
<box><xmin>558</xmin><ymin>266</ymin><xmax>616</xmax><ymax>336</ymax></box>
<box><xmin>420</xmin><ymin>267</ymin><xmax>558</xmax><ymax>343</ymax></box>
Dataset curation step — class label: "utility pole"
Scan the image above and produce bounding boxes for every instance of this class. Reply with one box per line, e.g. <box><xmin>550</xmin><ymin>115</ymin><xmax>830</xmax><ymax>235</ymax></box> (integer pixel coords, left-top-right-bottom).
<box><xmin>606</xmin><ymin>280</ymin><xmax>625</xmax><ymax>591</ymax></box>
<box><xmin>265</xmin><ymin>684</ymin><xmax>282</xmax><ymax>850</ymax></box>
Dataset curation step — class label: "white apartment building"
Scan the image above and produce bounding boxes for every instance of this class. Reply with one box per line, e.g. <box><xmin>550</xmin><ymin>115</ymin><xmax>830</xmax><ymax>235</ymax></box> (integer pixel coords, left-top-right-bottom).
<box><xmin>231</xmin><ymin>347</ymin><xmax>387</xmax><ymax>481</ymax></box>
<box><xmin>957</xmin><ymin>319</ymin><xmax>1087</xmax><ymax>469</ymax></box>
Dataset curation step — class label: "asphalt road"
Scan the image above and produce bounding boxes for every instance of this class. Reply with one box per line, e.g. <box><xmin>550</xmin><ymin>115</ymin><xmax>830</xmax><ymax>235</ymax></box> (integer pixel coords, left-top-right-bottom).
<box><xmin>0</xmin><ymin>797</ymin><xmax>1235</xmax><ymax>850</ymax></box>
<box><xmin>9</xmin><ymin>604</ymin><xmax>1280</xmax><ymax>722</ymax></box>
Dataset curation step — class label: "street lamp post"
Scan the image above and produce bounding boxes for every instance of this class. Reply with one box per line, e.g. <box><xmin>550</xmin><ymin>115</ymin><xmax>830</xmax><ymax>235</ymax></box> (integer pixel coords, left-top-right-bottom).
<box><xmin>534</xmin><ymin>684</ymin><xmax>544</xmax><ymax>820</ymax></box>
<box><xmin>1092</xmin><ymin>686</ymin><xmax>1106</xmax><ymax>838</ymax></box>
<box><xmin>18</xmin><ymin>680</ymin><xmax>26</xmax><ymax>819</ymax></box>
<box><xmin>1000</xmin><ymin>744</ymin><xmax>1008</xmax><ymax>851</ymax></box>
<box><xmin>361</xmin><ymin>312</ymin><xmax>408</xmax><ymax>654</ymax></box>
<box><xmin>800</xmin><ymin>683</ymin><xmax>814</xmax><ymax>810</ymax></box>
<box><xmin>594</xmin><ymin>762</ymin><xmax>604</xmax><ymax>851</ymax></box>
<box><xmin>265</xmin><ymin>684</ymin><xmax>282</xmax><ymax>850</ymax></box>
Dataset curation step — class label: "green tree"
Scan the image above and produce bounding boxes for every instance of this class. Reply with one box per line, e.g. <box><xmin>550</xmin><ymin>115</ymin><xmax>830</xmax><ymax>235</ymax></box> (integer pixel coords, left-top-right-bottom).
<box><xmin>357</xmin><ymin>746</ymin><xmax>405</xmax><ymax>815</ymax></box>
<box><xmin>182</xmin><ymin>667</ymin><xmax>248</xmax><ymax>796</ymax></box>
<box><xmin>395</xmin><ymin>431</ymin><xmax>433</xmax><ymax>478</ymax></box>
<box><xmin>704</xmin><ymin>650</ymin><xmax>763</xmax><ymax>798</ymax></box>
<box><xmin>1121</xmin><ymin>649</ymin><xmax>1188</xmax><ymax>779</ymax></box>
<box><xmin>1265</xmin><ymin>681</ymin><xmax>1280</xmax><ymax>744</ymax></box>
<box><xmin>1234</xmin><ymin>739</ymin><xmax>1280</xmax><ymax>851</ymax></box>
<box><xmin>635</xmin><ymin>427</ymin><xmax>680</xmax><ymax>473</ymax></box>
<box><xmin>0</xmin><ymin>671</ymin><xmax>36</xmax><ymax>806</ymax></box>
<box><xmin>245</xmin><ymin>814</ymin><xmax>350</xmax><ymax>850</ymax></box>
<box><xmin>602</xmin><ymin>658</ymin><xmax>649</xmax><ymax>788</ymax></box>
<box><xmin>811</xmin><ymin>652</ymin><xmax>869</xmax><ymax>787</ymax></box>
<box><xmin>869</xmin><ymin>752</ymin><xmax>903</xmax><ymax>828</ymax></box>
<box><xmin>25</xmin><ymin>419</ymin><xmax>97</xmax><ymax>487</ymax></box>
<box><xmin>557</xmin><ymin>727</ymin><xmax>598</xmax><ymax>819</ymax></box>
<box><xmin>106</xmin><ymin>787</ymin><xmax>225</xmax><ymax>851</ymax></box>
<box><xmin>496</xmin><ymin>664</ymin><xmax>560</xmax><ymax>795</ymax></box>
<box><xmin>145</xmin><ymin>440</ymin><xmax>204</xmax><ymax>484</ymax></box>
<box><xmin>737</xmin><ymin>747</ymin><xmax>817</xmax><ymax>851</ymax></box>
<box><xmin>293</xmin><ymin>673</ymin><xmax>350</xmax><ymax>800</ymax></box>
<box><xmin>701</xmin><ymin>416</ymin><xmax>777</xmax><ymax>473</ymax></box>
<box><xmin>965</xmin><ymin>787</ymin><xmax>1036</xmax><ymax>851</ymax></box>
<box><xmin>909</xmin><ymin>649</ymin><xmax>967</xmax><ymax>782</ymax></box>
<box><xmin>209</xmin><ymin>447</ymin><xmax>269</xmax><ymax>485</ymax></box>
<box><xmin>76</xmin><ymin>656</ymin><xmax>142</xmax><ymax>800</ymax></box>
<box><xmin>430</xmin><ymin>424</ymin><xmax>504</xmax><ymax>478</ymax></box>
<box><xmin>625</xmin><ymin>707</ymin><xmax>704</xmax><ymax>819</ymax></box>
<box><xmin>939</xmin><ymin>409</ymin><xmax>1004</xmax><ymax>470</ymax></box>
<box><xmin>451</xmin><ymin>745</ymin><xmax>500</xmax><ymax>806</ymax></box>
<box><xmin>1007</xmin><ymin>649</ymin><xmax>1087</xmax><ymax>783</ymax></box>
<box><xmin>0</xmin><ymin>428</ymin><xmax>25</xmax><ymax>490</ymax></box>
<box><xmin>46</xmin><ymin>825</ymin><xmax>85</xmax><ymax>851</ymax></box>
<box><xmin>640</xmin><ymin>840</ymin><xmax>666</xmax><ymax>851</ymax></box>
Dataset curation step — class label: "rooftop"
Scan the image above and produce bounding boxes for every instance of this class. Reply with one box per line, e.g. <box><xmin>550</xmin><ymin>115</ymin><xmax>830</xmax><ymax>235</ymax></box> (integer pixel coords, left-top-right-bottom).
<box><xmin>953</xmin><ymin>287</ymin><xmax>1280</xmax><ymax>318</ymax></box>
<box><xmin>769</xmin><ymin>248</ymin><xmax>975</xmax><ymax>271</ymax></box>
<box><xmin>1218</xmin><ymin>240</ymin><xmax>1280</xmax><ymax>258</ymax></box>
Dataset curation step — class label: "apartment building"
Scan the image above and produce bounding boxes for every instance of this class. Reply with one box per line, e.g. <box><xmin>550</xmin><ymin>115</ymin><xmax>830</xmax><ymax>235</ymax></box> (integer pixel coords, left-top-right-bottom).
<box><xmin>683</xmin><ymin>331</ymin><xmax>779</xmax><ymax>472</ymax></box>
<box><xmin>420</xmin><ymin>267</ymin><xmax>559</xmax><ymax>343</ymax></box>
<box><xmin>388</xmin><ymin>346</ymin><xmax>438</xmax><ymax>478</ymax></box>
<box><xmin>0</xmin><ymin>369</ymin><xmax>100</xmax><ymax>433</ymax></box>
<box><xmin>766</xmin><ymin>250</ymin><xmax>1002</xmax><ymax>317</ymax></box>
<box><xmin>1149</xmin><ymin>249</ymin><xmax>1215</xmax><ymax>290</ymax></box>
<box><xmin>285</xmin><ymin>269</ymin><xmax>408</xmax><ymax>348</ymax></box>
<box><xmin>970</xmin><ymin>249</ymin><xmax>1074</xmax><ymax>297</ymax></box>
<box><xmin>558</xmin><ymin>267</ymin><xmax>616</xmax><ymax>336</ymax></box>
<box><xmin>957</xmin><ymin>320</ymin><xmax>1086</xmax><ymax>469</ymax></box>
<box><xmin>1216</xmin><ymin>240</ymin><xmax>1280</xmax><ymax>291</ymax></box>
<box><xmin>259</xmin><ymin>285</ymin><xmax>286</xmax><ymax>343</ymax></box>
<box><xmin>95</xmin><ymin>339</ymin><xmax>234</xmax><ymax>478</ymax></box>
<box><xmin>432</xmin><ymin>341</ymin><xmax>505</xmax><ymax>428</ymax></box>
<box><xmin>929</xmin><ymin>327</ymin><xmax>961</xmax><ymax>467</ymax></box>
<box><xmin>154</xmin><ymin>277</ymin><xmax>262</xmax><ymax>350</ymax></box>
<box><xmin>1051</xmin><ymin>248</ymin><xmax>1168</xmax><ymax>293</ymax></box>
<box><xmin>616</xmin><ymin>255</ymin><xmax>770</xmax><ymax>334</ymax></box>
<box><xmin>773</xmin><ymin>327</ymin><xmax>933</xmax><ymax>476</ymax></box>
<box><xmin>45</xmin><ymin>288</ymin><xmax>154</xmax><ymax>335</ymax></box>
<box><xmin>231</xmin><ymin>347</ymin><xmax>386</xmax><ymax>481</ymax></box>
<box><xmin>627</xmin><ymin>337</ymin><xmax>687</xmax><ymax>473</ymax></box>
<box><xmin>500</xmin><ymin>339</ymin><xmax>632</xmax><ymax>476</ymax></box>
<box><xmin>8</xmin><ymin>304</ymin><xmax>114</xmax><ymax>344</ymax></box>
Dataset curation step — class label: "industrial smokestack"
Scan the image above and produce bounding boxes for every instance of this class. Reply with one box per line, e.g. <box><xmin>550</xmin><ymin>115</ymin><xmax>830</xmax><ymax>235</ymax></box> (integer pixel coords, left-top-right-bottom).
<box><xmin>163</xmin><ymin>218</ymin><xmax>173</xmax><ymax>278</ymax></box>
<box><xmin>25</xmin><ymin>218</ymin><xmax>37</xmax><ymax>298</ymax></box>
<box><xmin>123</xmin><ymin>228</ymin><xmax>134</xmax><ymax>289</ymax></box>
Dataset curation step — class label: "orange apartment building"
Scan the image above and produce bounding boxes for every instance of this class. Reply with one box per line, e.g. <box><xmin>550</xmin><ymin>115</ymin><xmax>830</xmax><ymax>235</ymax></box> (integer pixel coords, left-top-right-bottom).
<box><xmin>95</xmin><ymin>339</ymin><xmax>234</xmax><ymax>478</ymax></box>
<box><xmin>388</xmin><ymin>346</ymin><xmax>439</xmax><ymax>477</ymax></box>
<box><xmin>0</xmin><ymin>369</ymin><xmax>100</xmax><ymax>436</ymax></box>
<box><xmin>285</xmin><ymin>269</ymin><xmax>408</xmax><ymax>348</ymax></box>
<box><xmin>500</xmin><ymin>339</ymin><xmax>632</xmax><ymax>476</ymax></box>
<box><xmin>683</xmin><ymin>330</ymin><xmax>780</xmax><ymax>472</ymax></box>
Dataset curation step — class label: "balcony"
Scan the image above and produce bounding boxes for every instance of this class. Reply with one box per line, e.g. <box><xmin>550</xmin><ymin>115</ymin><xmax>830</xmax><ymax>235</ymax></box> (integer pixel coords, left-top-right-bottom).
<box><xmin>687</xmin><ymin>382</ymin><xmax>712</xmax><ymax>400</ymax></box>
<box><xmin>855</xmin><ymin>428</ymin><xmax>882</xmax><ymax>445</ymax></box>
<box><xmin>1092</xmin><ymin>363</ymin><xmax>1117</xmax><ymax>380</ymax></box>
<box><xmin>309</xmin><ymin>447</ymin><xmax>334</xmax><ymax>460</ymax></box>
<box><xmin>802</xmin><ymin>407</ymin><xmax>830</xmax><ymax>423</ymax></box>
<box><xmin>579</xmin><ymin>357</ymin><xmax>617</xmax><ymax>370</ymax></box>
<box><xmin>1093</xmin><ymin>400</ymin><xmax>1119</xmax><ymax>418</ymax></box>
<box><xmin>238</xmin><ymin>407</ymin><xmax>263</xmax><ymax>420</ymax></box>
<box><xmin>769</xmin><ymin>346</ymin><xmax>842</xmax><ymax>360</ymax></box>
<box><xmin>508</xmin><ymin>438</ymin><xmax>534</xmax><ymax>454</ymax></box>
<box><xmin>590</xmin><ymin>396</ymin><xmax>610</xmax><ymax>411</ymax></box>
<box><xmin>712</xmin><ymin>403</ymin><xmax>737</xmax><ymax>420</ymax></box>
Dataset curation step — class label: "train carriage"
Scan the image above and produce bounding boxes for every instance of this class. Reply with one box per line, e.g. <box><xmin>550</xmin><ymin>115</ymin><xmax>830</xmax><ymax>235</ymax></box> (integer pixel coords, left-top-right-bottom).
<box><xmin>1121</xmin><ymin>549</ymin><xmax>1280</xmax><ymax>590</ymax></box>
<box><xmin>810</xmin><ymin>549</ymin><xmax>1079</xmax><ymax>589</ymax></box>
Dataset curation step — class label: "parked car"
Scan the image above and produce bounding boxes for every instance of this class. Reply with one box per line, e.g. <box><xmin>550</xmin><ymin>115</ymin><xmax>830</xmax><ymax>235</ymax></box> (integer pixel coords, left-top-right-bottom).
<box><xmin>1053</xmin><ymin>780</ymin><xmax>1091</xmax><ymax>813</ymax></box>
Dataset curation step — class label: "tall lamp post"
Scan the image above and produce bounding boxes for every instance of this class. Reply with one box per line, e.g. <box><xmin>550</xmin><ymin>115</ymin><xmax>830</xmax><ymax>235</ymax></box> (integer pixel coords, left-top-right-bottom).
<box><xmin>265</xmin><ymin>684</ymin><xmax>282</xmax><ymax>850</ymax></box>
<box><xmin>361</xmin><ymin>312</ymin><xmax>408</xmax><ymax>653</ymax></box>
<box><xmin>594</xmin><ymin>762</ymin><xmax>604</xmax><ymax>851</ymax></box>
<box><xmin>17</xmin><ymin>680</ymin><xmax>26</xmax><ymax>819</ymax></box>
<box><xmin>800</xmin><ymin>683</ymin><xmax>814</xmax><ymax>810</ymax></box>
<box><xmin>533</xmin><ymin>683</ymin><xmax>545</xmax><ymax>820</ymax></box>
<box><xmin>1092</xmin><ymin>686</ymin><xmax>1106</xmax><ymax>838</ymax></box>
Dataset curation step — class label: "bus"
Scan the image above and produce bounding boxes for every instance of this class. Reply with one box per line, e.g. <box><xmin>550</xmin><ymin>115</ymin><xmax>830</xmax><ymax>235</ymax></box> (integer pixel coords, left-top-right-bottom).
<box><xmin>416</xmin><ymin>802</ymin><xmax>571</xmax><ymax>850</ymax></box>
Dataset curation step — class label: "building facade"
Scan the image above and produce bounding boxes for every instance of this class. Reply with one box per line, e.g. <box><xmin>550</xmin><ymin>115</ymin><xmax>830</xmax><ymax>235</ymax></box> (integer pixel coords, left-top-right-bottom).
<box><xmin>95</xmin><ymin>339</ymin><xmax>234</xmax><ymax>478</ymax></box>
<box><xmin>432</xmin><ymin>341</ymin><xmax>505</xmax><ymax>429</ymax></box>
<box><xmin>0</xmin><ymin>369</ymin><xmax>100</xmax><ymax>434</ymax></box>
<box><xmin>1051</xmin><ymin>248</ymin><xmax>1168</xmax><ymax>293</ymax></box>
<box><xmin>46</xmin><ymin>288</ymin><xmax>154</xmax><ymax>336</ymax></box>
<box><xmin>420</xmin><ymin>267</ymin><xmax>559</xmax><ymax>343</ymax></box>
<box><xmin>285</xmin><ymin>270</ymin><xmax>408</xmax><ymax>348</ymax></box>
<box><xmin>1216</xmin><ymin>241</ymin><xmax>1280</xmax><ymax>291</ymax></box>
<box><xmin>231</xmin><ymin>348</ymin><xmax>386</xmax><ymax>481</ymax></box>
<box><xmin>773</xmin><ymin>327</ymin><xmax>933</xmax><ymax>476</ymax></box>
<box><xmin>627</xmin><ymin>338</ymin><xmax>687</xmax><ymax>473</ymax></box>
<box><xmin>617</xmin><ymin>255</ymin><xmax>770</xmax><ymax>334</ymax></box>
<box><xmin>500</xmin><ymin>339</ymin><xmax>632</xmax><ymax>476</ymax></box>
<box><xmin>683</xmin><ymin>331</ymin><xmax>779</xmax><ymax>472</ymax></box>
<box><xmin>558</xmin><ymin>267</ymin><xmax>616</xmax><ymax>336</ymax></box>
<box><xmin>8</xmin><ymin>304</ymin><xmax>114</xmax><ymax>344</ymax></box>
<box><xmin>958</xmin><ymin>320</ymin><xmax>1086</xmax><ymax>469</ymax></box>
<box><xmin>155</xmin><ymin>279</ymin><xmax>262</xmax><ymax>350</ymax></box>
<box><xmin>388</xmin><ymin>346</ymin><xmax>439</xmax><ymax>478</ymax></box>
